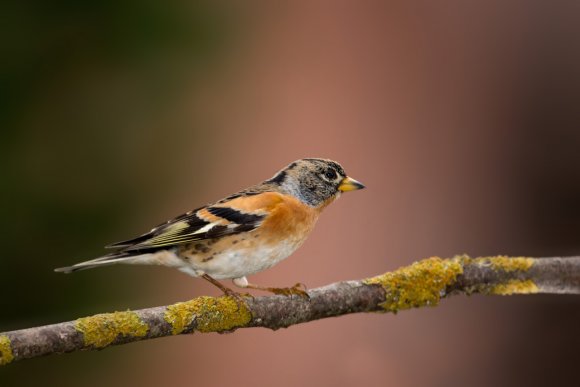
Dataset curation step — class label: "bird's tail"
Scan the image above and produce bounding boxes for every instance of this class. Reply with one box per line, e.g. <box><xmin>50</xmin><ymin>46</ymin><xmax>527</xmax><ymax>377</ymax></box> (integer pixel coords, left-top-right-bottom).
<box><xmin>54</xmin><ymin>252</ymin><xmax>135</xmax><ymax>273</ymax></box>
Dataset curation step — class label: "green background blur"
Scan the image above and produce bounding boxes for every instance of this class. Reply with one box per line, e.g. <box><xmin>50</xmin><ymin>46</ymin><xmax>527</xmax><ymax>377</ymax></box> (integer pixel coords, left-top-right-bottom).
<box><xmin>2</xmin><ymin>1</ymin><xmax>580</xmax><ymax>386</ymax></box>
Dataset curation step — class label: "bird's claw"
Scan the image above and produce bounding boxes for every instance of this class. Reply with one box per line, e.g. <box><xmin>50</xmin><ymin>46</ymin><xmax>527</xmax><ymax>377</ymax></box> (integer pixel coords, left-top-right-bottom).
<box><xmin>222</xmin><ymin>288</ymin><xmax>251</xmax><ymax>310</ymax></box>
<box><xmin>238</xmin><ymin>292</ymin><xmax>254</xmax><ymax>299</ymax></box>
<box><xmin>270</xmin><ymin>283</ymin><xmax>310</xmax><ymax>299</ymax></box>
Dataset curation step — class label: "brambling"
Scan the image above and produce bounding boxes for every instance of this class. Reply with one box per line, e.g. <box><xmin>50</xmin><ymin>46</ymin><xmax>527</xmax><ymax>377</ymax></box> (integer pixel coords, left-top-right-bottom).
<box><xmin>55</xmin><ymin>158</ymin><xmax>365</xmax><ymax>297</ymax></box>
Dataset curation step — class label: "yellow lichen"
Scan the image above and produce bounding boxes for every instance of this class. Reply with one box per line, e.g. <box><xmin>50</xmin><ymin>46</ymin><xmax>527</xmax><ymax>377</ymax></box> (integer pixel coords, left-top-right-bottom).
<box><xmin>75</xmin><ymin>311</ymin><xmax>148</xmax><ymax>348</ymax></box>
<box><xmin>363</xmin><ymin>257</ymin><xmax>463</xmax><ymax>313</ymax></box>
<box><xmin>164</xmin><ymin>296</ymin><xmax>252</xmax><ymax>334</ymax></box>
<box><xmin>472</xmin><ymin>256</ymin><xmax>535</xmax><ymax>272</ymax></box>
<box><xmin>489</xmin><ymin>279</ymin><xmax>539</xmax><ymax>295</ymax></box>
<box><xmin>0</xmin><ymin>335</ymin><xmax>13</xmax><ymax>366</ymax></box>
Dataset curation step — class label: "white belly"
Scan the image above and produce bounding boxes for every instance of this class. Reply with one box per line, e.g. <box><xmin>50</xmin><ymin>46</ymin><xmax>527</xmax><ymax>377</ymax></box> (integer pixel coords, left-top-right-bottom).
<box><xmin>120</xmin><ymin>236</ymin><xmax>305</xmax><ymax>280</ymax></box>
<box><xmin>174</xmin><ymin>240</ymin><xmax>298</xmax><ymax>280</ymax></box>
<box><xmin>202</xmin><ymin>240</ymin><xmax>299</xmax><ymax>279</ymax></box>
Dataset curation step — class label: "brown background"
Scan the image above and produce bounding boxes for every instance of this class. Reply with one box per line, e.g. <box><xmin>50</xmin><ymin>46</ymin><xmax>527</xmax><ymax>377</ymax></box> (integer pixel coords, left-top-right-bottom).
<box><xmin>1</xmin><ymin>1</ymin><xmax>580</xmax><ymax>386</ymax></box>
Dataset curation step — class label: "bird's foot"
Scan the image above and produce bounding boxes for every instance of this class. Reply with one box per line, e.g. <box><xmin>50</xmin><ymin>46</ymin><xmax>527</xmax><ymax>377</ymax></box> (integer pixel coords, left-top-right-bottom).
<box><xmin>267</xmin><ymin>283</ymin><xmax>310</xmax><ymax>299</ymax></box>
<box><xmin>220</xmin><ymin>288</ymin><xmax>252</xmax><ymax>312</ymax></box>
<box><xmin>201</xmin><ymin>274</ymin><xmax>250</xmax><ymax>308</ymax></box>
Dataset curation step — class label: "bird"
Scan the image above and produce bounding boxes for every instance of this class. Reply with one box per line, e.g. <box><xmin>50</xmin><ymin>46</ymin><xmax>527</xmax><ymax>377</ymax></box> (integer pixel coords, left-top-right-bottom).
<box><xmin>55</xmin><ymin>158</ymin><xmax>365</xmax><ymax>298</ymax></box>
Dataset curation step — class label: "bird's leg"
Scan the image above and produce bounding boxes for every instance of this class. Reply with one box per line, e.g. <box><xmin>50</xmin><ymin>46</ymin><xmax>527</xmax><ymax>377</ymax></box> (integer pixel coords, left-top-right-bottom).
<box><xmin>233</xmin><ymin>277</ymin><xmax>310</xmax><ymax>299</ymax></box>
<box><xmin>201</xmin><ymin>274</ymin><xmax>247</xmax><ymax>303</ymax></box>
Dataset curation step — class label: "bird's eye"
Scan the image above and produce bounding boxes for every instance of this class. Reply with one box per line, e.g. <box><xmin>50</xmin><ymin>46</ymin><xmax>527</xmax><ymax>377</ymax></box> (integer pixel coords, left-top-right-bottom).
<box><xmin>324</xmin><ymin>169</ymin><xmax>337</xmax><ymax>180</ymax></box>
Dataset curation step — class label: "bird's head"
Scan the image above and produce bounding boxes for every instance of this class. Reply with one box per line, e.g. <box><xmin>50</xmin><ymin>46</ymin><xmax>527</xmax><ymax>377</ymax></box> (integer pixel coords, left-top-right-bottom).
<box><xmin>268</xmin><ymin>158</ymin><xmax>365</xmax><ymax>207</ymax></box>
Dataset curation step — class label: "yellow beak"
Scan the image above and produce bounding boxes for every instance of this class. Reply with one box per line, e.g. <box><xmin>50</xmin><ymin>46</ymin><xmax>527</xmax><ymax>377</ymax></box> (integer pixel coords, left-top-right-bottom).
<box><xmin>338</xmin><ymin>176</ymin><xmax>366</xmax><ymax>192</ymax></box>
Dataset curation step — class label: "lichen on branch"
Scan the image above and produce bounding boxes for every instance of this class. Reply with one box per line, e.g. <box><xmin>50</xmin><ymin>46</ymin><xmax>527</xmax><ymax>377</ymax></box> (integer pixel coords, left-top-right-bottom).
<box><xmin>164</xmin><ymin>296</ymin><xmax>252</xmax><ymax>334</ymax></box>
<box><xmin>0</xmin><ymin>335</ymin><xmax>14</xmax><ymax>366</ymax></box>
<box><xmin>75</xmin><ymin>311</ymin><xmax>149</xmax><ymax>348</ymax></box>
<box><xmin>1</xmin><ymin>255</ymin><xmax>579</xmax><ymax>365</ymax></box>
<box><xmin>364</xmin><ymin>257</ymin><xmax>464</xmax><ymax>312</ymax></box>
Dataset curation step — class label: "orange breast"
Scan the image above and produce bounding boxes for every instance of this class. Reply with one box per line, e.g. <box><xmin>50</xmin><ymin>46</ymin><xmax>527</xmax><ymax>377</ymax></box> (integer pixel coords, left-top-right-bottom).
<box><xmin>178</xmin><ymin>193</ymin><xmax>323</xmax><ymax>278</ymax></box>
<box><xmin>219</xmin><ymin>192</ymin><xmax>321</xmax><ymax>243</ymax></box>
<box><xmin>259</xmin><ymin>194</ymin><xmax>320</xmax><ymax>245</ymax></box>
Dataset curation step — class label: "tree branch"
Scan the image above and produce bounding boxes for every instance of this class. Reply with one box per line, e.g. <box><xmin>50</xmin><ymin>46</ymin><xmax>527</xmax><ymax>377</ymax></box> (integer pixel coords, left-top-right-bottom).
<box><xmin>1</xmin><ymin>255</ymin><xmax>579</xmax><ymax>365</ymax></box>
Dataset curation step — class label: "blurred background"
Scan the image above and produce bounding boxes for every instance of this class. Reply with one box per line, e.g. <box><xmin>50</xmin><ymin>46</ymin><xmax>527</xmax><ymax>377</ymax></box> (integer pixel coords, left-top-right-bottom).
<box><xmin>1</xmin><ymin>1</ymin><xmax>580</xmax><ymax>386</ymax></box>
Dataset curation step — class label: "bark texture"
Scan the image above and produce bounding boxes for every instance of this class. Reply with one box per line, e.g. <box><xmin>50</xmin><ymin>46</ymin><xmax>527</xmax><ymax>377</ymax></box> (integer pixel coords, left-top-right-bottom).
<box><xmin>1</xmin><ymin>255</ymin><xmax>579</xmax><ymax>366</ymax></box>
